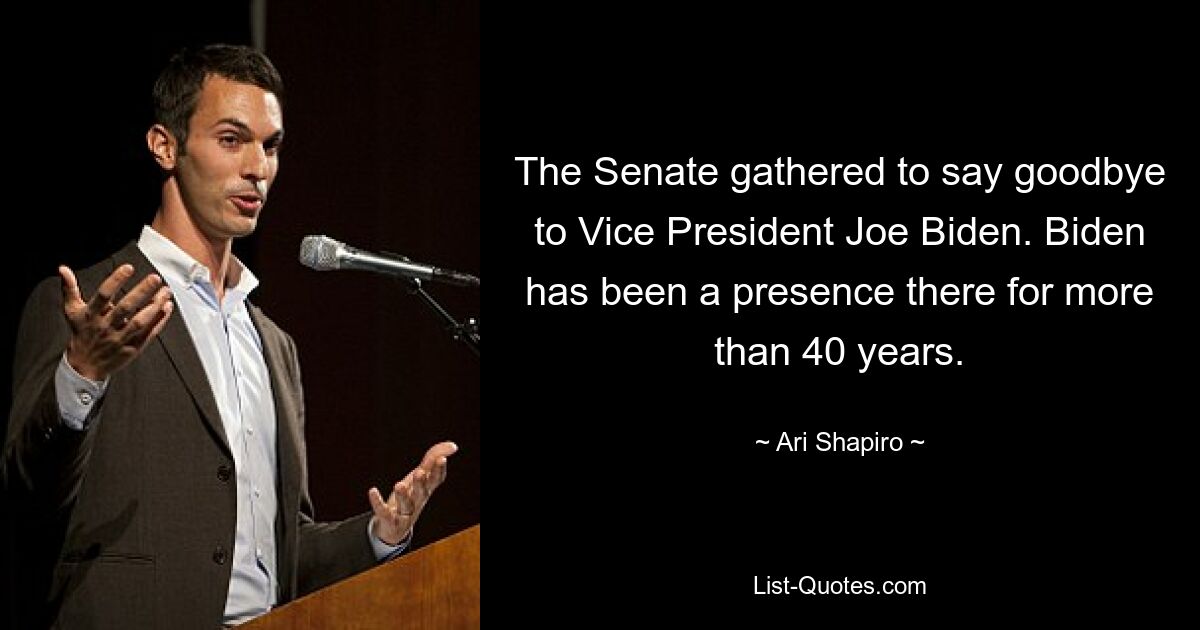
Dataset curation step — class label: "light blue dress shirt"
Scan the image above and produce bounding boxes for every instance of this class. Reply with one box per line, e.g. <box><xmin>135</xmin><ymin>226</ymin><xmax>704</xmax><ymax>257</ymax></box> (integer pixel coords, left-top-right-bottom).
<box><xmin>56</xmin><ymin>226</ymin><xmax>403</xmax><ymax>626</ymax></box>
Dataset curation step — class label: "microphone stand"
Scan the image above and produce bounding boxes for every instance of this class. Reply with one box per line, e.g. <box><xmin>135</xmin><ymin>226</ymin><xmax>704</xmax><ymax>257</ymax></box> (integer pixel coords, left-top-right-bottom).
<box><xmin>398</xmin><ymin>277</ymin><xmax>480</xmax><ymax>357</ymax></box>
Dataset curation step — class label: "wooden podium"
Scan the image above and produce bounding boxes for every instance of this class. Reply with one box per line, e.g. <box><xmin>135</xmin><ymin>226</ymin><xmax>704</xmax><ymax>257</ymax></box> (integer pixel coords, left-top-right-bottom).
<box><xmin>242</xmin><ymin>525</ymin><xmax>480</xmax><ymax>629</ymax></box>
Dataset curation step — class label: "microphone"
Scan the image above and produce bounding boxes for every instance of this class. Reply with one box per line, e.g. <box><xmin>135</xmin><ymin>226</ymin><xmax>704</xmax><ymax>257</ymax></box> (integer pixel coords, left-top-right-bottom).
<box><xmin>299</xmin><ymin>235</ymin><xmax>479</xmax><ymax>287</ymax></box>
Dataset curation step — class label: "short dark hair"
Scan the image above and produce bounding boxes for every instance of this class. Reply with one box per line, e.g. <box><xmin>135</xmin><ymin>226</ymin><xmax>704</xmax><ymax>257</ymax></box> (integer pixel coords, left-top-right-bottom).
<box><xmin>153</xmin><ymin>44</ymin><xmax>284</xmax><ymax>153</ymax></box>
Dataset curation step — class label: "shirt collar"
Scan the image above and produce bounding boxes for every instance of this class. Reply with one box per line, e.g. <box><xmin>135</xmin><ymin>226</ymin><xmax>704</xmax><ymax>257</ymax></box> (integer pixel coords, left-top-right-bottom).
<box><xmin>136</xmin><ymin>225</ymin><xmax>260</xmax><ymax>299</ymax></box>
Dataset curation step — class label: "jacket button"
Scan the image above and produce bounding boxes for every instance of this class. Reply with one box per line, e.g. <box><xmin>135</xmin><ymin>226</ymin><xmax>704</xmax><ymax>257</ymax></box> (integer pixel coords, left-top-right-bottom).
<box><xmin>217</xmin><ymin>464</ymin><xmax>232</xmax><ymax>482</ymax></box>
<box><xmin>213</xmin><ymin>546</ymin><xmax>227</xmax><ymax>565</ymax></box>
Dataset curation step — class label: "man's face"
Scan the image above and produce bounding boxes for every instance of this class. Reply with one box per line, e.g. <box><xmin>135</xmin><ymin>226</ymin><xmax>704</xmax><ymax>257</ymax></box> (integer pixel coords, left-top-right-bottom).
<box><xmin>175</xmin><ymin>74</ymin><xmax>283</xmax><ymax>241</ymax></box>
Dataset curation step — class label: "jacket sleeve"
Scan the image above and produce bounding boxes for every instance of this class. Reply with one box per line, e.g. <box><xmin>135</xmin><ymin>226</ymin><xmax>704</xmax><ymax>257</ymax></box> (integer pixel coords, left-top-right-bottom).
<box><xmin>3</xmin><ymin>276</ymin><xmax>99</xmax><ymax>517</ymax></box>
<box><xmin>296</xmin><ymin>505</ymin><xmax>377</xmax><ymax>596</ymax></box>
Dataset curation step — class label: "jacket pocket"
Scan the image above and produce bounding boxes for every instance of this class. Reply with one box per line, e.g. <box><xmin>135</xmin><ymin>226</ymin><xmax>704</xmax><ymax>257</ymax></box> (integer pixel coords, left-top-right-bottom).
<box><xmin>53</xmin><ymin>552</ymin><xmax>156</xmax><ymax>628</ymax></box>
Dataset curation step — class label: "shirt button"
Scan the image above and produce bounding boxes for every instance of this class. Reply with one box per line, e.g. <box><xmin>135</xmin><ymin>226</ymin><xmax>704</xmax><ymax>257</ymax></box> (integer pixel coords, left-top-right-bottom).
<box><xmin>213</xmin><ymin>546</ymin><xmax>228</xmax><ymax>565</ymax></box>
<box><xmin>246</xmin><ymin>425</ymin><xmax>254</xmax><ymax>435</ymax></box>
<box><xmin>253</xmin><ymin>486</ymin><xmax>261</xmax><ymax>498</ymax></box>
<box><xmin>77</xmin><ymin>390</ymin><xmax>93</xmax><ymax>405</ymax></box>
<box><xmin>255</xmin><ymin>547</ymin><xmax>263</xmax><ymax>559</ymax></box>
<box><xmin>217</xmin><ymin>464</ymin><xmax>232</xmax><ymax>482</ymax></box>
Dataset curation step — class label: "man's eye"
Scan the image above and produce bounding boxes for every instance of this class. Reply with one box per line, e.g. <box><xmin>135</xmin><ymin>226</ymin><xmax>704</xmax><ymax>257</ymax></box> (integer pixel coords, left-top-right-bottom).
<box><xmin>218</xmin><ymin>135</ymin><xmax>241</xmax><ymax>147</ymax></box>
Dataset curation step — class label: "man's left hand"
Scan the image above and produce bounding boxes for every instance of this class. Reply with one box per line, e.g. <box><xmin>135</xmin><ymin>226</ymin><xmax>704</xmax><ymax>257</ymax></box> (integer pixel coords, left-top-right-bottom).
<box><xmin>369</xmin><ymin>441</ymin><xmax>458</xmax><ymax>545</ymax></box>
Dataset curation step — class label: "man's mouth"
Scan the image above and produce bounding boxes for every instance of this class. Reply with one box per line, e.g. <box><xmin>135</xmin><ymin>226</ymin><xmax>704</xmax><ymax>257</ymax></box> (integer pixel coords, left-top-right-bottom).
<box><xmin>230</xmin><ymin>195</ymin><xmax>263</xmax><ymax>214</ymax></box>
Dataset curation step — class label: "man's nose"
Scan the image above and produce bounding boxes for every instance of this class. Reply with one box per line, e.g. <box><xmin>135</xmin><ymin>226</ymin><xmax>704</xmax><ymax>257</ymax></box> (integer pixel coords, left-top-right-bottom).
<box><xmin>242</xmin><ymin>142</ymin><xmax>270</xmax><ymax>181</ymax></box>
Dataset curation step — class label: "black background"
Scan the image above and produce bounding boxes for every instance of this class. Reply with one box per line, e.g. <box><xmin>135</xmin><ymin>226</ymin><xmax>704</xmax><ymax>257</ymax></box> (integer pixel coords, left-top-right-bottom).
<box><xmin>489</xmin><ymin>6</ymin><xmax>1190</xmax><ymax>626</ymax></box>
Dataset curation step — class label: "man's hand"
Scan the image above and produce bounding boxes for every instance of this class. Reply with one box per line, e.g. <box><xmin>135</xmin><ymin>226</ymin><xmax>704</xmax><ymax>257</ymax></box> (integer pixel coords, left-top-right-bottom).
<box><xmin>369</xmin><ymin>441</ymin><xmax>458</xmax><ymax>545</ymax></box>
<box><xmin>60</xmin><ymin>264</ymin><xmax>174</xmax><ymax>381</ymax></box>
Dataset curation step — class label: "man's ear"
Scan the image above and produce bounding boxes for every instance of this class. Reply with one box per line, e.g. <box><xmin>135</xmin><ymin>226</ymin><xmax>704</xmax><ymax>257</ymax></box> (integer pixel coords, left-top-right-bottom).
<box><xmin>147</xmin><ymin>124</ymin><xmax>178</xmax><ymax>170</ymax></box>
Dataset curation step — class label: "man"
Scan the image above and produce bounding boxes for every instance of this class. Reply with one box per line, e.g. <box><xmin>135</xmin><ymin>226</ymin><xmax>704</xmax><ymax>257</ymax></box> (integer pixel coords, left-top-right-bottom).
<box><xmin>2</xmin><ymin>45</ymin><xmax>456</xmax><ymax>627</ymax></box>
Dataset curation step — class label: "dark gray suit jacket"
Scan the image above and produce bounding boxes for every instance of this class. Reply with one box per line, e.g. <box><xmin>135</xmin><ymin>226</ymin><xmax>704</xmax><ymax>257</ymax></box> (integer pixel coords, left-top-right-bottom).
<box><xmin>3</xmin><ymin>242</ymin><xmax>376</xmax><ymax>628</ymax></box>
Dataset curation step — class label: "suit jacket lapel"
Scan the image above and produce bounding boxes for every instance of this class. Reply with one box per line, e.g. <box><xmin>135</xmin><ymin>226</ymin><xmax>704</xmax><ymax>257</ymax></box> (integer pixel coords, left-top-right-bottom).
<box><xmin>250</xmin><ymin>305</ymin><xmax>302</xmax><ymax>491</ymax></box>
<box><xmin>250</xmin><ymin>303</ymin><xmax>304</xmax><ymax>595</ymax></box>
<box><xmin>112</xmin><ymin>242</ymin><xmax>231</xmax><ymax>457</ymax></box>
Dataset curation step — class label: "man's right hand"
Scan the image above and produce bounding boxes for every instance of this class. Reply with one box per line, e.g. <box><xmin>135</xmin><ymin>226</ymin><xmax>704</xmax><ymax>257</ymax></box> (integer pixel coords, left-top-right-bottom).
<box><xmin>60</xmin><ymin>264</ymin><xmax>174</xmax><ymax>381</ymax></box>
